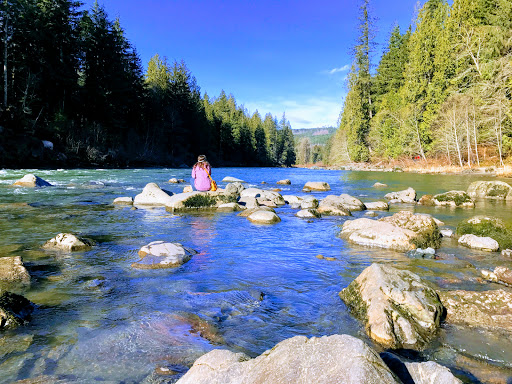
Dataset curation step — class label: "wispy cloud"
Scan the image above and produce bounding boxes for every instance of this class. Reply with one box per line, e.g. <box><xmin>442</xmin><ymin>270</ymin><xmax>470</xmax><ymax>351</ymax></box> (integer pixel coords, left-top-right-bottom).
<box><xmin>327</xmin><ymin>64</ymin><xmax>350</xmax><ymax>74</ymax></box>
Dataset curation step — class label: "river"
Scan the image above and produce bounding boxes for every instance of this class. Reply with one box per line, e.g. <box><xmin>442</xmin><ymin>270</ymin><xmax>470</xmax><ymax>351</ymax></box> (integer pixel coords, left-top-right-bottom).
<box><xmin>0</xmin><ymin>167</ymin><xmax>512</xmax><ymax>383</ymax></box>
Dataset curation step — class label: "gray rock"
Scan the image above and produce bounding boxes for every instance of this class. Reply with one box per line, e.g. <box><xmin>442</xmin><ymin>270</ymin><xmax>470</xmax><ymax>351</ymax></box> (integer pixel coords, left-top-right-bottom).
<box><xmin>240</xmin><ymin>188</ymin><xmax>285</xmax><ymax>206</ymax></box>
<box><xmin>176</xmin><ymin>334</ymin><xmax>401</xmax><ymax>384</ymax></box>
<box><xmin>373</xmin><ymin>182</ymin><xmax>388</xmax><ymax>188</ymax></box>
<box><xmin>113</xmin><ymin>197</ymin><xmax>133</xmax><ymax>205</ymax></box>
<box><xmin>302</xmin><ymin>181</ymin><xmax>331</xmax><ymax>191</ymax></box>
<box><xmin>405</xmin><ymin>361</ymin><xmax>462</xmax><ymax>384</ymax></box>
<box><xmin>296</xmin><ymin>209</ymin><xmax>321</xmax><ymax>219</ymax></box>
<box><xmin>237</xmin><ymin>206</ymin><xmax>274</xmax><ymax>218</ymax></box>
<box><xmin>467</xmin><ymin>180</ymin><xmax>512</xmax><ymax>200</ymax></box>
<box><xmin>318</xmin><ymin>195</ymin><xmax>351</xmax><ymax>216</ymax></box>
<box><xmin>338</xmin><ymin>194</ymin><xmax>366</xmax><ymax>211</ymax></box>
<box><xmin>237</xmin><ymin>196</ymin><xmax>259</xmax><ymax>209</ymax></box>
<box><xmin>217</xmin><ymin>203</ymin><xmax>245</xmax><ymax>212</ymax></box>
<box><xmin>276</xmin><ymin>179</ymin><xmax>291</xmax><ymax>185</ymax></box>
<box><xmin>365</xmin><ymin>211</ymin><xmax>378</xmax><ymax>217</ymax></box>
<box><xmin>385</xmin><ymin>187</ymin><xmax>416</xmax><ymax>203</ymax></box>
<box><xmin>247</xmin><ymin>210</ymin><xmax>281</xmax><ymax>224</ymax></box>
<box><xmin>364</xmin><ymin>201</ymin><xmax>389</xmax><ymax>211</ymax></box>
<box><xmin>440</xmin><ymin>228</ymin><xmax>454</xmax><ymax>238</ymax></box>
<box><xmin>282</xmin><ymin>195</ymin><xmax>302</xmax><ymax>205</ymax></box>
<box><xmin>379</xmin><ymin>211</ymin><xmax>441</xmax><ymax>249</ymax></box>
<box><xmin>132</xmin><ymin>241</ymin><xmax>198</xmax><ymax>269</ymax></box>
<box><xmin>0</xmin><ymin>256</ymin><xmax>30</xmax><ymax>284</ymax></box>
<box><xmin>300</xmin><ymin>196</ymin><xmax>319</xmax><ymax>209</ymax></box>
<box><xmin>406</xmin><ymin>247</ymin><xmax>436</xmax><ymax>259</ymax></box>
<box><xmin>458</xmin><ymin>234</ymin><xmax>499</xmax><ymax>252</ymax></box>
<box><xmin>134</xmin><ymin>183</ymin><xmax>174</xmax><ymax>206</ymax></box>
<box><xmin>340</xmin><ymin>263</ymin><xmax>445</xmax><ymax>350</ymax></box>
<box><xmin>494</xmin><ymin>266</ymin><xmax>512</xmax><ymax>285</ymax></box>
<box><xmin>432</xmin><ymin>190</ymin><xmax>475</xmax><ymax>208</ymax></box>
<box><xmin>340</xmin><ymin>218</ymin><xmax>417</xmax><ymax>252</ymax></box>
<box><xmin>222</xmin><ymin>176</ymin><xmax>244</xmax><ymax>183</ymax></box>
<box><xmin>502</xmin><ymin>249</ymin><xmax>512</xmax><ymax>257</ymax></box>
<box><xmin>12</xmin><ymin>174</ymin><xmax>52</xmax><ymax>187</ymax></box>
<box><xmin>42</xmin><ymin>233</ymin><xmax>95</xmax><ymax>252</ymax></box>
<box><xmin>224</xmin><ymin>182</ymin><xmax>244</xmax><ymax>196</ymax></box>
<box><xmin>0</xmin><ymin>291</ymin><xmax>34</xmax><ymax>330</ymax></box>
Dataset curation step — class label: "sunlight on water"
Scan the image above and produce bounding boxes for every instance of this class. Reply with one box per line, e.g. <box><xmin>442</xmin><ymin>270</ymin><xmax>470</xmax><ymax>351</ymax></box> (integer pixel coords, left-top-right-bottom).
<box><xmin>0</xmin><ymin>168</ymin><xmax>511</xmax><ymax>382</ymax></box>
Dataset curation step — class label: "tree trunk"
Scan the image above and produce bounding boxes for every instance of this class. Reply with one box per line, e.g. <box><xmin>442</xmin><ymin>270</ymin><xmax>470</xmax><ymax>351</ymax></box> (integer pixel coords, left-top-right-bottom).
<box><xmin>453</xmin><ymin>109</ymin><xmax>463</xmax><ymax>168</ymax></box>
<box><xmin>472</xmin><ymin>105</ymin><xmax>480</xmax><ymax>167</ymax></box>
<box><xmin>465</xmin><ymin>105</ymin><xmax>471</xmax><ymax>167</ymax></box>
<box><xmin>3</xmin><ymin>11</ymin><xmax>8</xmax><ymax>108</ymax></box>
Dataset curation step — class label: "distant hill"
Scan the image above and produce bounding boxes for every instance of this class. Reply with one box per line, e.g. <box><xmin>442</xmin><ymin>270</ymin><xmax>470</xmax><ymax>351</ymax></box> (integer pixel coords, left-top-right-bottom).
<box><xmin>292</xmin><ymin>127</ymin><xmax>337</xmax><ymax>146</ymax></box>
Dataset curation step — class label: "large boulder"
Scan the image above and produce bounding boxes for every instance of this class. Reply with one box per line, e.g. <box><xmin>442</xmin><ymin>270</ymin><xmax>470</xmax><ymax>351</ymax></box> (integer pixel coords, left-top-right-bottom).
<box><xmin>224</xmin><ymin>182</ymin><xmax>244</xmax><ymax>196</ymax></box>
<box><xmin>338</xmin><ymin>194</ymin><xmax>366</xmax><ymax>211</ymax></box>
<box><xmin>0</xmin><ymin>256</ymin><xmax>30</xmax><ymax>284</ymax></box>
<box><xmin>134</xmin><ymin>183</ymin><xmax>174</xmax><ymax>206</ymax></box>
<box><xmin>247</xmin><ymin>210</ymin><xmax>281</xmax><ymax>224</ymax></box>
<box><xmin>42</xmin><ymin>233</ymin><xmax>95</xmax><ymax>252</ymax></box>
<box><xmin>176</xmin><ymin>334</ymin><xmax>401</xmax><ymax>384</ymax></box>
<box><xmin>12</xmin><ymin>174</ymin><xmax>52</xmax><ymax>187</ymax></box>
<box><xmin>131</xmin><ymin>241</ymin><xmax>198</xmax><ymax>269</ymax></box>
<box><xmin>339</xmin><ymin>218</ymin><xmax>418</xmax><ymax>252</ymax></box>
<box><xmin>439</xmin><ymin>289</ymin><xmax>512</xmax><ymax>332</ymax></box>
<box><xmin>456</xmin><ymin>215</ymin><xmax>512</xmax><ymax>250</ymax></box>
<box><xmin>458</xmin><ymin>234</ymin><xmax>499</xmax><ymax>251</ymax></box>
<box><xmin>467</xmin><ymin>180</ymin><xmax>512</xmax><ymax>200</ymax></box>
<box><xmin>300</xmin><ymin>196</ymin><xmax>318</xmax><ymax>209</ymax></box>
<box><xmin>339</xmin><ymin>264</ymin><xmax>445</xmax><ymax>350</ymax></box>
<box><xmin>0</xmin><ymin>291</ymin><xmax>34</xmax><ymax>330</ymax></box>
<box><xmin>379</xmin><ymin>211</ymin><xmax>441</xmax><ymax>249</ymax></box>
<box><xmin>432</xmin><ymin>190</ymin><xmax>475</xmax><ymax>208</ymax></box>
<box><xmin>385</xmin><ymin>187</ymin><xmax>416</xmax><ymax>203</ymax></box>
<box><xmin>303</xmin><ymin>181</ymin><xmax>331</xmax><ymax>191</ymax></box>
<box><xmin>317</xmin><ymin>195</ymin><xmax>351</xmax><ymax>216</ymax></box>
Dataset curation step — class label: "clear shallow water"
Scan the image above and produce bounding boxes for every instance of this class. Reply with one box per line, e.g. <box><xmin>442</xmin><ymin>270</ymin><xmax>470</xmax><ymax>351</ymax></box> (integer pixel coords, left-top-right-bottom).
<box><xmin>0</xmin><ymin>168</ymin><xmax>512</xmax><ymax>383</ymax></box>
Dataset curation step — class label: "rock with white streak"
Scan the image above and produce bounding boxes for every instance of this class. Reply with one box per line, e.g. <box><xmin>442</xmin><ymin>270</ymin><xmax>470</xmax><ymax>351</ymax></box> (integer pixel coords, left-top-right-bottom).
<box><xmin>176</xmin><ymin>334</ymin><xmax>401</xmax><ymax>384</ymax></box>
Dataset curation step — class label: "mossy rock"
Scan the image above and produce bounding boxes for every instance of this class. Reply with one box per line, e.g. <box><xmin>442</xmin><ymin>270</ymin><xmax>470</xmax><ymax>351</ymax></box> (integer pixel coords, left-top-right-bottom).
<box><xmin>433</xmin><ymin>191</ymin><xmax>474</xmax><ymax>207</ymax></box>
<box><xmin>456</xmin><ymin>216</ymin><xmax>512</xmax><ymax>250</ymax></box>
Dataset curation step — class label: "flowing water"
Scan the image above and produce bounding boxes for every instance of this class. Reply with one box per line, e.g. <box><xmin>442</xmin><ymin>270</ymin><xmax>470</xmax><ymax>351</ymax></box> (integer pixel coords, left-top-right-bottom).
<box><xmin>0</xmin><ymin>167</ymin><xmax>512</xmax><ymax>383</ymax></box>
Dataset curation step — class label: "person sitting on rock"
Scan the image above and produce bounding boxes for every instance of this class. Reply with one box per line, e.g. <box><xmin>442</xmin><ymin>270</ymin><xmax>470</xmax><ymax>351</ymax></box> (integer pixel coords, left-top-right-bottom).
<box><xmin>191</xmin><ymin>155</ymin><xmax>212</xmax><ymax>191</ymax></box>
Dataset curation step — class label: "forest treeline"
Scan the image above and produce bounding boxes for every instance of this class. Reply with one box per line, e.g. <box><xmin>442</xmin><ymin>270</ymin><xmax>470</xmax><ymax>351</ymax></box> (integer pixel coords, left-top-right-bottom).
<box><xmin>0</xmin><ymin>0</ymin><xmax>296</xmax><ymax>168</ymax></box>
<box><xmin>328</xmin><ymin>0</ymin><xmax>512</xmax><ymax>167</ymax></box>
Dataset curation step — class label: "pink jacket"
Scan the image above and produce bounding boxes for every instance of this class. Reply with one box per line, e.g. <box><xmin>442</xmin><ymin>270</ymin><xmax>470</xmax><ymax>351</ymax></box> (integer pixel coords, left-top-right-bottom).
<box><xmin>192</xmin><ymin>163</ymin><xmax>211</xmax><ymax>191</ymax></box>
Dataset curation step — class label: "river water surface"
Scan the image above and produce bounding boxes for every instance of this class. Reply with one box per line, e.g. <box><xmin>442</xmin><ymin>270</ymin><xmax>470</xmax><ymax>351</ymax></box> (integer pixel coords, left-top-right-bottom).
<box><xmin>1</xmin><ymin>167</ymin><xmax>512</xmax><ymax>383</ymax></box>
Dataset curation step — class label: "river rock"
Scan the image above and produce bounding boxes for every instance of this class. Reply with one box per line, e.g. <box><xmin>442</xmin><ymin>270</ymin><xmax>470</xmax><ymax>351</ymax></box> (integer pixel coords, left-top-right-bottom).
<box><xmin>42</xmin><ymin>233</ymin><xmax>95</xmax><ymax>252</ymax></box>
<box><xmin>12</xmin><ymin>174</ymin><xmax>52</xmax><ymax>187</ymax></box>
<box><xmin>247</xmin><ymin>210</ymin><xmax>281</xmax><ymax>224</ymax></box>
<box><xmin>440</xmin><ymin>228</ymin><xmax>454</xmax><ymax>238</ymax></box>
<box><xmin>373</xmin><ymin>182</ymin><xmax>388</xmax><ymax>188</ymax></box>
<box><xmin>237</xmin><ymin>206</ymin><xmax>274</xmax><ymax>218</ymax></box>
<box><xmin>300</xmin><ymin>196</ymin><xmax>318</xmax><ymax>209</ymax></box>
<box><xmin>132</xmin><ymin>241</ymin><xmax>198</xmax><ymax>270</ymax></box>
<box><xmin>339</xmin><ymin>263</ymin><xmax>445</xmax><ymax>350</ymax></box>
<box><xmin>338</xmin><ymin>194</ymin><xmax>366</xmax><ymax>211</ymax></box>
<box><xmin>0</xmin><ymin>256</ymin><xmax>30</xmax><ymax>284</ymax></box>
<box><xmin>183</xmin><ymin>185</ymin><xmax>193</xmax><ymax>193</ymax></box>
<box><xmin>222</xmin><ymin>176</ymin><xmax>244</xmax><ymax>183</ymax></box>
<box><xmin>467</xmin><ymin>180</ymin><xmax>512</xmax><ymax>200</ymax></box>
<box><xmin>502</xmin><ymin>249</ymin><xmax>512</xmax><ymax>257</ymax></box>
<box><xmin>224</xmin><ymin>182</ymin><xmax>244</xmax><ymax>196</ymax></box>
<box><xmin>317</xmin><ymin>195</ymin><xmax>351</xmax><ymax>216</ymax></box>
<box><xmin>276</xmin><ymin>179</ymin><xmax>291</xmax><ymax>185</ymax></box>
<box><xmin>168</xmin><ymin>178</ymin><xmax>179</xmax><ymax>183</ymax></box>
<box><xmin>240</xmin><ymin>188</ymin><xmax>285</xmax><ymax>206</ymax></box>
<box><xmin>439</xmin><ymin>289</ymin><xmax>512</xmax><ymax>331</ymax></box>
<box><xmin>296</xmin><ymin>209</ymin><xmax>321</xmax><ymax>219</ymax></box>
<box><xmin>494</xmin><ymin>266</ymin><xmax>512</xmax><ymax>285</ymax></box>
<box><xmin>0</xmin><ymin>291</ymin><xmax>34</xmax><ymax>330</ymax></box>
<box><xmin>405</xmin><ymin>361</ymin><xmax>462</xmax><ymax>384</ymax></box>
<box><xmin>380</xmin><ymin>211</ymin><xmax>441</xmax><ymax>249</ymax></box>
<box><xmin>134</xmin><ymin>183</ymin><xmax>174</xmax><ymax>206</ymax></box>
<box><xmin>340</xmin><ymin>218</ymin><xmax>418</xmax><ymax>252</ymax></box>
<box><xmin>364</xmin><ymin>201</ymin><xmax>389</xmax><ymax>211</ymax></box>
<box><xmin>237</xmin><ymin>196</ymin><xmax>259</xmax><ymax>209</ymax></box>
<box><xmin>176</xmin><ymin>334</ymin><xmax>401</xmax><ymax>384</ymax></box>
<box><xmin>165</xmin><ymin>191</ymin><xmax>226</xmax><ymax>211</ymax></box>
<box><xmin>418</xmin><ymin>194</ymin><xmax>434</xmax><ymax>206</ymax></box>
<box><xmin>283</xmin><ymin>195</ymin><xmax>302</xmax><ymax>206</ymax></box>
<box><xmin>303</xmin><ymin>181</ymin><xmax>331</xmax><ymax>191</ymax></box>
<box><xmin>256</xmin><ymin>199</ymin><xmax>277</xmax><ymax>208</ymax></box>
<box><xmin>406</xmin><ymin>247</ymin><xmax>436</xmax><ymax>259</ymax></box>
<box><xmin>365</xmin><ymin>211</ymin><xmax>378</xmax><ymax>217</ymax></box>
<box><xmin>385</xmin><ymin>187</ymin><xmax>416</xmax><ymax>203</ymax></box>
<box><xmin>432</xmin><ymin>191</ymin><xmax>475</xmax><ymax>208</ymax></box>
<box><xmin>458</xmin><ymin>234</ymin><xmax>499</xmax><ymax>252</ymax></box>
<box><xmin>113</xmin><ymin>197</ymin><xmax>133</xmax><ymax>205</ymax></box>
<box><xmin>217</xmin><ymin>203</ymin><xmax>245</xmax><ymax>212</ymax></box>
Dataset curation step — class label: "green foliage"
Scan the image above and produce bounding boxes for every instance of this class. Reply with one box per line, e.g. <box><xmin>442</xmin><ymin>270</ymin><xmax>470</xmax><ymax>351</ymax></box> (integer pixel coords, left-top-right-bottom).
<box><xmin>434</xmin><ymin>191</ymin><xmax>472</xmax><ymax>206</ymax></box>
<box><xmin>457</xmin><ymin>218</ymin><xmax>512</xmax><ymax>249</ymax></box>
<box><xmin>183</xmin><ymin>194</ymin><xmax>217</xmax><ymax>208</ymax></box>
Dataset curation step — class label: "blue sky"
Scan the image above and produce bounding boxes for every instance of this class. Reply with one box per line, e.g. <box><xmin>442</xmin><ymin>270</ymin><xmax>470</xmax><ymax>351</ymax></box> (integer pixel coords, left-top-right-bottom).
<box><xmin>84</xmin><ymin>0</ymin><xmax>421</xmax><ymax>129</ymax></box>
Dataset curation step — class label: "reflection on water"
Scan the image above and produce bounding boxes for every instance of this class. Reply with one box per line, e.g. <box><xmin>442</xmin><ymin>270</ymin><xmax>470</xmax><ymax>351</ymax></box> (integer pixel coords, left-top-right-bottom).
<box><xmin>0</xmin><ymin>167</ymin><xmax>512</xmax><ymax>382</ymax></box>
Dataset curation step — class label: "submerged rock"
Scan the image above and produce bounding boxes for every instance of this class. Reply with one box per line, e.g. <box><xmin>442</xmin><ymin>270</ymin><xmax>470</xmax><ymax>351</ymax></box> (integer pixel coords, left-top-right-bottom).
<box><xmin>134</xmin><ymin>183</ymin><xmax>174</xmax><ymax>206</ymax></box>
<box><xmin>12</xmin><ymin>174</ymin><xmax>52</xmax><ymax>188</ymax></box>
<box><xmin>317</xmin><ymin>195</ymin><xmax>351</xmax><ymax>216</ymax></box>
<box><xmin>458</xmin><ymin>234</ymin><xmax>499</xmax><ymax>252</ymax></box>
<box><xmin>132</xmin><ymin>241</ymin><xmax>198</xmax><ymax>269</ymax></box>
<box><xmin>406</xmin><ymin>247</ymin><xmax>436</xmax><ymax>259</ymax></box>
<box><xmin>302</xmin><ymin>181</ymin><xmax>331</xmax><ymax>191</ymax></box>
<box><xmin>385</xmin><ymin>187</ymin><xmax>416</xmax><ymax>203</ymax></box>
<box><xmin>339</xmin><ymin>263</ymin><xmax>445</xmax><ymax>350</ymax></box>
<box><xmin>439</xmin><ymin>289</ymin><xmax>512</xmax><ymax>332</ymax></box>
<box><xmin>0</xmin><ymin>256</ymin><xmax>30</xmax><ymax>285</ymax></box>
<box><xmin>176</xmin><ymin>334</ymin><xmax>401</xmax><ymax>384</ymax></box>
<box><xmin>247</xmin><ymin>210</ymin><xmax>281</xmax><ymax>224</ymax></box>
<box><xmin>467</xmin><ymin>180</ymin><xmax>512</xmax><ymax>200</ymax></box>
<box><xmin>42</xmin><ymin>233</ymin><xmax>95</xmax><ymax>252</ymax></box>
<box><xmin>0</xmin><ymin>291</ymin><xmax>34</xmax><ymax>330</ymax></box>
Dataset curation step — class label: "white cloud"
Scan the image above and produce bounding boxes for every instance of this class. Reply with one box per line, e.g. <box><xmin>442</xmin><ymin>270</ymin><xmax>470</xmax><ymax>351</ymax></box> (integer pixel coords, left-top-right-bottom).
<box><xmin>244</xmin><ymin>96</ymin><xmax>343</xmax><ymax>129</ymax></box>
<box><xmin>327</xmin><ymin>64</ymin><xmax>350</xmax><ymax>74</ymax></box>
